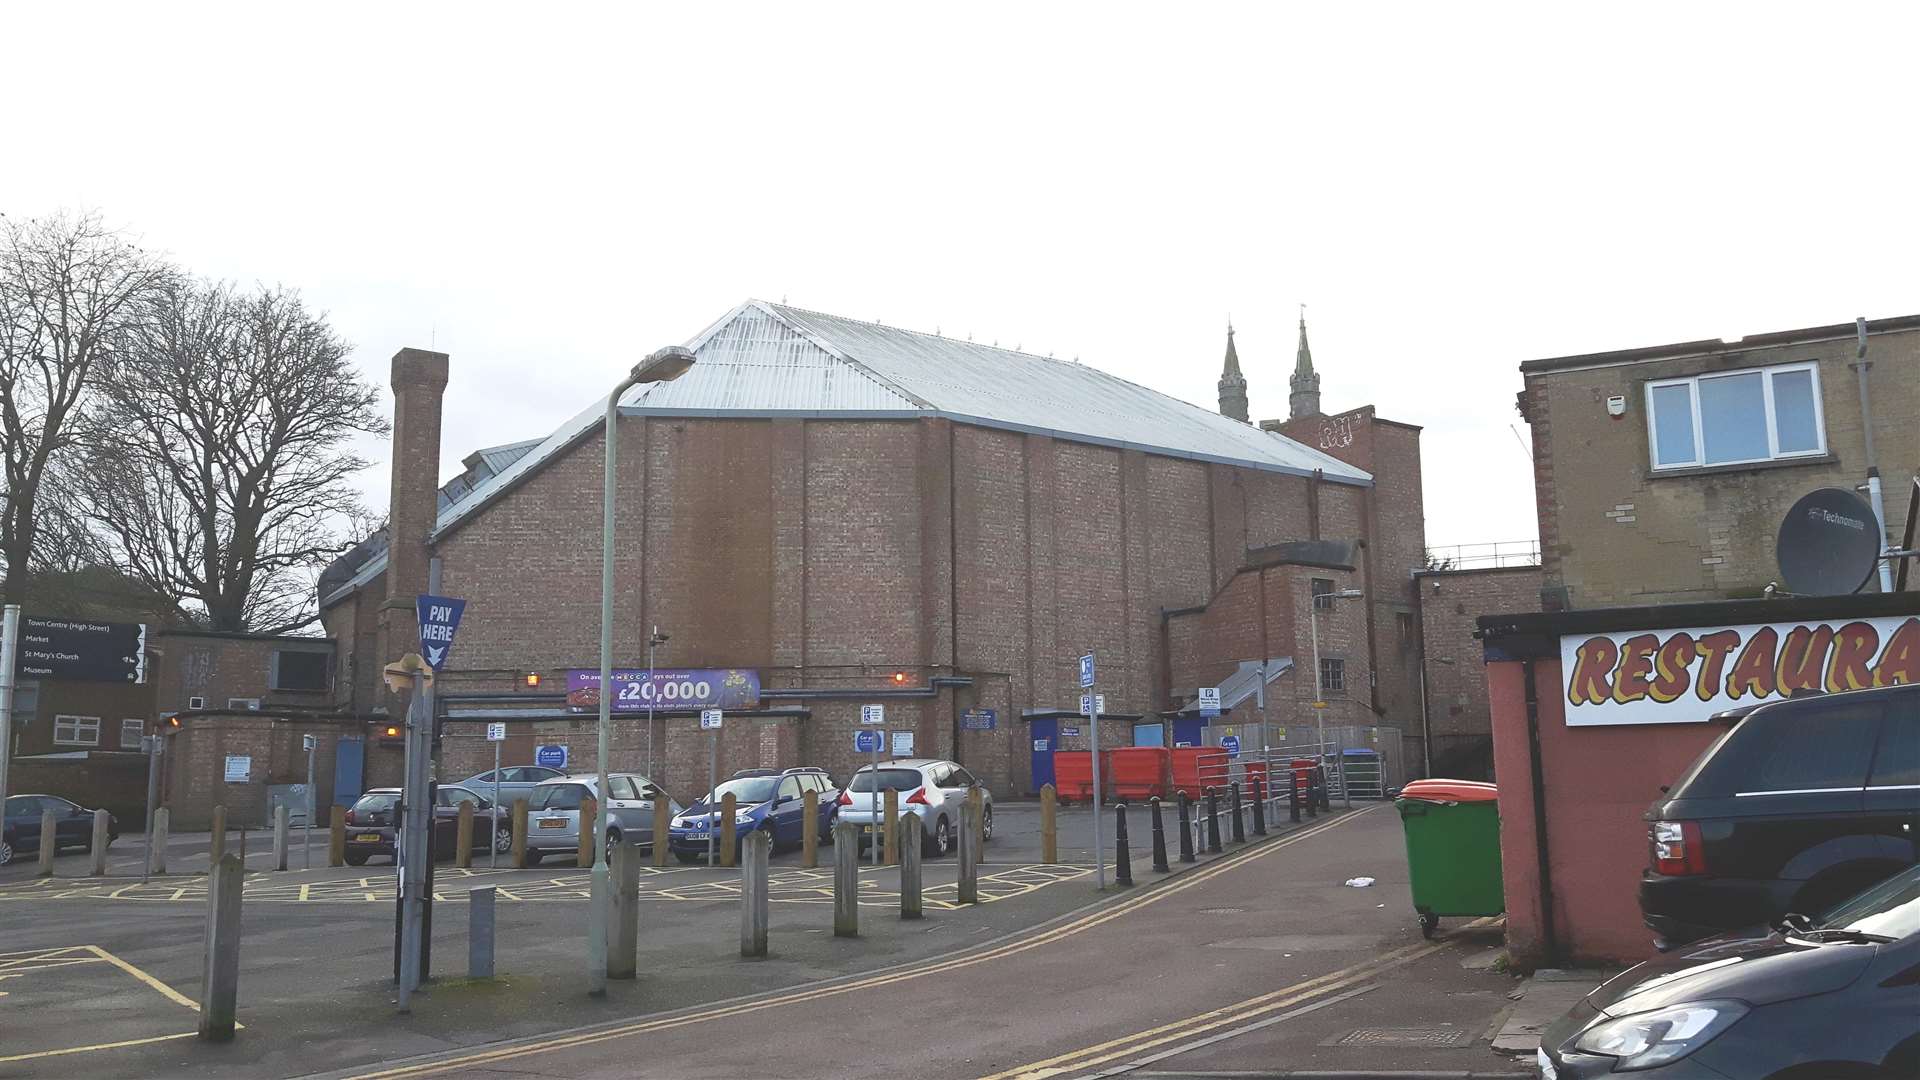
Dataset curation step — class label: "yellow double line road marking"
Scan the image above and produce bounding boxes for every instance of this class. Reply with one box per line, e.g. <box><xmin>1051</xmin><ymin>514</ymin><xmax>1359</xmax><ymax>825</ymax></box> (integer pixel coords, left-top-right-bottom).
<box><xmin>981</xmin><ymin>916</ymin><xmax>1501</xmax><ymax>1079</ymax></box>
<box><xmin>346</xmin><ymin>808</ymin><xmax>1374</xmax><ymax>1080</ymax></box>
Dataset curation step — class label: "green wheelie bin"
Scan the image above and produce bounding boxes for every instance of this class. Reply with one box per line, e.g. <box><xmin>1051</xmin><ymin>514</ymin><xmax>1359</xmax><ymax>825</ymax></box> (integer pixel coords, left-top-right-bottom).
<box><xmin>1395</xmin><ymin>779</ymin><xmax>1503</xmax><ymax>938</ymax></box>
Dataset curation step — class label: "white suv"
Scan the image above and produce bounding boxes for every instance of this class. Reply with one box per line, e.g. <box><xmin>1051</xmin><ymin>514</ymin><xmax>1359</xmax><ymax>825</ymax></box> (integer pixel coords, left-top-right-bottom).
<box><xmin>836</xmin><ymin>759</ymin><xmax>992</xmax><ymax>857</ymax></box>
<box><xmin>523</xmin><ymin>773</ymin><xmax>680</xmax><ymax>866</ymax></box>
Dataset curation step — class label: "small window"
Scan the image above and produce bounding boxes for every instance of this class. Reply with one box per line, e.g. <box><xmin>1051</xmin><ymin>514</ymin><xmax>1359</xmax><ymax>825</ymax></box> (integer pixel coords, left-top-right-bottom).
<box><xmin>188</xmin><ymin>696</ymin><xmax>206</xmax><ymax>710</ymax></box>
<box><xmin>271</xmin><ymin>649</ymin><xmax>331</xmax><ymax>692</ymax></box>
<box><xmin>531</xmin><ymin>784</ymin><xmax>590</xmax><ymax>811</ymax></box>
<box><xmin>121</xmin><ymin>719</ymin><xmax>145</xmax><ymax>747</ymax></box>
<box><xmin>950</xmin><ymin>766</ymin><xmax>978</xmax><ymax>788</ymax></box>
<box><xmin>229</xmin><ymin>698</ymin><xmax>261</xmax><ymax>711</ymax></box>
<box><xmin>1318</xmin><ymin>659</ymin><xmax>1346</xmax><ymax>694</ymax></box>
<box><xmin>54</xmin><ymin>715</ymin><xmax>101</xmax><ymax>746</ymax></box>
<box><xmin>1311</xmin><ymin>578</ymin><xmax>1336</xmax><ymax>610</ymax></box>
<box><xmin>1396</xmin><ymin>611</ymin><xmax>1415</xmax><ymax>639</ymax></box>
<box><xmin>608</xmin><ymin>776</ymin><xmax>639</xmax><ymax>800</ymax></box>
<box><xmin>1646</xmin><ymin>361</ymin><xmax>1826</xmax><ymax>470</ymax></box>
<box><xmin>777</xmin><ymin>776</ymin><xmax>802</xmax><ymax>801</ymax></box>
<box><xmin>1683</xmin><ymin>699</ymin><xmax>1883</xmax><ymax>796</ymax></box>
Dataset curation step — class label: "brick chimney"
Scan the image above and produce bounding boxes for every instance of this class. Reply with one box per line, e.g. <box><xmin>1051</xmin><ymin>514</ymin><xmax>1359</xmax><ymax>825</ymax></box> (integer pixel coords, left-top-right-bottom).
<box><xmin>381</xmin><ymin>348</ymin><xmax>449</xmax><ymax>679</ymax></box>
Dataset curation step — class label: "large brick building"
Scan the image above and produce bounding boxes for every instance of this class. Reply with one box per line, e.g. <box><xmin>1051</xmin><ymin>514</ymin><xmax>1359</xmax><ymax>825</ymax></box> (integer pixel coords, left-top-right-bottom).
<box><xmin>1520</xmin><ymin>315</ymin><xmax>1919</xmax><ymax>609</ymax></box>
<box><xmin>316</xmin><ymin>302</ymin><xmax>1434</xmax><ymax>800</ymax></box>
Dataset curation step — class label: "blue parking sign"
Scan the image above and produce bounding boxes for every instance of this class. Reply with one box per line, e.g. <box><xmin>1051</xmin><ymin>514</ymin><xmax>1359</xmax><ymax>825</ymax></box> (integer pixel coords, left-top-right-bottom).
<box><xmin>536</xmin><ymin>744</ymin><xmax>568</xmax><ymax>769</ymax></box>
<box><xmin>854</xmin><ymin>729</ymin><xmax>881</xmax><ymax>753</ymax></box>
<box><xmin>1220</xmin><ymin>735</ymin><xmax>1241</xmax><ymax>758</ymax></box>
<box><xmin>1079</xmin><ymin>653</ymin><xmax>1095</xmax><ymax>688</ymax></box>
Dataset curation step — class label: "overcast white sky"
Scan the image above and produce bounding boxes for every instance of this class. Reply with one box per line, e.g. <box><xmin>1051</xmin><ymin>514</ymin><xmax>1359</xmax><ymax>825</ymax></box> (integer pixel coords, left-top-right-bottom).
<box><xmin>9</xmin><ymin>3</ymin><xmax>1918</xmax><ymax>551</ymax></box>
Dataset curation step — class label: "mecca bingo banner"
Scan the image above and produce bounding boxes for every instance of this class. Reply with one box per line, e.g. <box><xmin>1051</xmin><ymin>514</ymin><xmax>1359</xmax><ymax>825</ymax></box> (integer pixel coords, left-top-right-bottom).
<box><xmin>1560</xmin><ymin>615</ymin><xmax>1920</xmax><ymax>726</ymax></box>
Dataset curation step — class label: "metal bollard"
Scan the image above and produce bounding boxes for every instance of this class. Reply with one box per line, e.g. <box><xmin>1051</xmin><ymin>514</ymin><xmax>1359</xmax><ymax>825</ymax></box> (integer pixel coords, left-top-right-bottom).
<box><xmin>273</xmin><ymin>805</ymin><xmax>289</xmax><ymax>871</ymax></box>
<box><xmin>1290</xmin><ymin>768</ymin><xmax>1303</xmax><ymax>823</ymax></box>
<box><xmin>1251</xmin><ymin>776</ymin><xmax>1267</xmax><ymax>835</ymax></box>
<box><xmin>578</xmin><ymin>797</ymin><xmax>597</xmax><ymax>869</ymax></box>
<box><xmin>1177</xmin><ymin>793</ymin><xmax>1195</xmax><ymax>863</ymax></box>
<box><xmin>898</xmin><ymin>812</ymin><xmax>923</xmax><ymax>919</ymax></box>
<box><xmin>90</xmin><ymin>809</ymin><xmax>111</xmax><ymax>876</ymax></box>
<box><xmin>1113</xmin><ymin>803</ymin><xmax>1132</xmax><ymax>887</ymax></box>
<box><xmin>1039</xmin><ymin>784</ymin><xmax>1058</xmax><ymax>864</ymax></box>
<box><xmin>610</xmin><ymin>840</ymin><xmax>640</xmax><ymax>979</ymax></box>
<box><xmin>801</xmin><ymin>788</ymin><xmax>819</xmax><ymax>869</ymax></box>
<box><xmin>1205</xmin><ymin>788</ymin><xmax>1223</xmax><ymax>854</ymax></box>
<box><xmin>469</xmin><ymin>886</ymin><xmax>496</xmax><ymax>978</ymax></box>
<box><xmin>957</xmin><ymin>798</ymin><xmax>979</xmax><ymax>904</ymax></box>
<box><xmin>719</xmin><ymin>793</ymin><xmax>737</xmax><ymax>868</ymax></box>
<box><xmin>511</xmin><ymin>799</ymin><xmax>529</xmax><ymax>867</ymax></box>
<box><xmin>740</xmin><ymin>830</ymin><xmax>769</xmax><ymax>958</ymax></box>
<box><xmin>1321</xmin><ymin>766</ymin><xmax>1334</xmax><ymax>811</ymax></box>
<box><xmin>1150</xmin><ymin>797</ymin><xmax>1170</xmax><ymax>873</ymax></box>
<box><xmin>330</xmin><ymin>805</ymin><xmax>346</xmax><ymax>866</ymax></box>
<box><xmin>37</xmin><ymin>810</ymin><xmax>56</xmax><ymax>877</ymax></box>
<box><xmin>1306</xmin><ymin>769</ymin><xmax>1319</xmax><ymax>819</ymax></box>
<box><xmin>832</xmin><ymin>821</ymin><xmax>859</xmax><ymax>937</ymax></box>
<box><xmin>209</xmin><ymin>804</ymin><xmax>227</xmax><ymax>870</ymax></box>
<box><xmin>151</xmin><ymin>808</ymin><xmax>170</xmax><ymax>876</ymax></box>
<box><xmin>198</xmin><ymin>853</ymin><xmax>244</xmax><ymax>1041</ymax></box>
<box><xmin>455</xmin><ymin>801</ymin><xmax>474</xmax><ymax>869</ymax></box>
<box><xmin>882</xmin><ymin>788</ymin><xmax>899</xmax><ymax>867</ymax></box>
<box><xmin>1230</xmin><ymin>782</ymin><xmax>1246</xmax><ymax>844</ymax></box>
<box><xmin>653</xmin><ymin>798</ymin><xmax>671</xmax><ymax>868</ymax></box>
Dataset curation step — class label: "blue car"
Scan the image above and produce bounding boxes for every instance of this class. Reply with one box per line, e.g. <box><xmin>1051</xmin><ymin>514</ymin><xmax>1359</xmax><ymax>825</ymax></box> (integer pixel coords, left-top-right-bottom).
<box><xmin>668</xmin><ymin>768</ymin><xmax>839</xmax><ymax>864</ymax></box>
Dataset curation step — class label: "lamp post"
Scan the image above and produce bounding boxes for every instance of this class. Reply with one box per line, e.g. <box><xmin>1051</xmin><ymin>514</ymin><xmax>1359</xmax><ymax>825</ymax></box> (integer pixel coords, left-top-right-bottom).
<box><xmin>1309</xmin><ymin>587</ymin><xmax>1364</xmax><ymax>809</ymax></box>
<box><xmin>646</xmin><ymin>627</ymin><xmax>668</xmax><ymax>782</ymax></box>
<box><xmin>592</xmin><ymin>344</ymin><xmax>695</xmax><ymax>996</ymax></box>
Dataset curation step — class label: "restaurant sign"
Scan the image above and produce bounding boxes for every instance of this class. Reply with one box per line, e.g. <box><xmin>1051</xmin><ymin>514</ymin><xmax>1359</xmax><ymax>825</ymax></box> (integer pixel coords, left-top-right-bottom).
<box><xmin>1562</xmin><ymin>614</ymin><xmax>1918</xmax><ymax>726</ymax></box>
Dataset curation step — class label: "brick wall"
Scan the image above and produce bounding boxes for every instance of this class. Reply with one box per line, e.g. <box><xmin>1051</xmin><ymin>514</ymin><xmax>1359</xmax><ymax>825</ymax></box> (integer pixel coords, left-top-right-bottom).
<box><xmin>1415</xmin><ymin>565</ymin><xmax>1543</xmax><ymax>779</ymax></box>
<box><xmin>152</xmin><ymin>633</ymin><xmax>335</xmax><ymax>717</ymax></box>
<box><xmin>1524</xmin><ymin>326</ymin><xmax>1919</xmax><ymax>607</ymax></box>
<box><xmin>162</xmin><ymin>713</ymin><xmax>392</xmax><ymax>831</ymax></box>
<box><xmin>12</xmin><ymin>679</ymin><xmax>156</xmax><ymax>755</ymax></box>
<box><xmin>8</xmin><ymin>753</ymin><xmax>149</xmax><ymax>827</ymax></box>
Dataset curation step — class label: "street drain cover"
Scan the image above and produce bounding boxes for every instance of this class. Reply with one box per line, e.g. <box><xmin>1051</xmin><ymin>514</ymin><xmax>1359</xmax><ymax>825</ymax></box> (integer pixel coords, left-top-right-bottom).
<box><xmin>1330</xmin><ymin>1027</ymin><xmax>1474</xmax><ymax>1048</ymax></box>
<box><xmin>1196</xmin><ymin>907</ymin><xmax>1245</xmax><ymax>915</ymax></box>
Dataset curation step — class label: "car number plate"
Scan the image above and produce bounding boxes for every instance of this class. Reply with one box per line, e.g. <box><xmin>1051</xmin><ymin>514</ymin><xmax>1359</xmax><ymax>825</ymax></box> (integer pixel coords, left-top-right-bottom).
<box><xmin>538</xmin><ymin>819</ymin><xmax>568</xmax><ymax>830</ymax></box>
<box><xmin>354</xmin><ymin>834</ymin><xmax>381</xmax><ymax>843</ymax></box>
<box><xmin>686</xmin><ymin>830</ymin><xmax>709</xmax><ymax>839</ymax></box>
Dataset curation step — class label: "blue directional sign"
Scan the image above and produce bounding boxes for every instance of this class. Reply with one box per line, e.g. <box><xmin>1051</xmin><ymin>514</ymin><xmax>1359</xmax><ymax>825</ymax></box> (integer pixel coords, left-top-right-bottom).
<box><xmin>1079</xmin><ymin>653</ymin><xmax>1095</xmax><ymax>689</ymax></box>
<box><xmin>854</xmin><ymin>729</ymin><xmax>881</xmax><ymax>753</ymax></box>
<box><xmin>536</xmin><ymin>744</ymin><xmax>568</xmax><ymax>769</ymax></box>
<box><xmin>1220</xmin><ymin>735</ymin><xmax>1241</xmax><ymax>758</ymax></box>
<box><xmin>961</xmin><ymin>708</ymin><xmax>997</xmax><ymax>731</ymax></box>
<box><xmin>415</xmin><ymin>594</ymin><xmax>467</xmax><ymax>671</ymax></box>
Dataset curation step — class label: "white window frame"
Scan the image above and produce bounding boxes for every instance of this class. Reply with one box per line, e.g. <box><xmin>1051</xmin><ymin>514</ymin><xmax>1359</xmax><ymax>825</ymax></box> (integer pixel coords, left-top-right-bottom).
<box><xmin>1645</xmin><ymin>360</ymin><xmax>1826</xmax><ymax>471</ymax></box>
<box><xmin>54</xmin><ymin>714</ymin><xmax>101</xmax><ymax>746</ymax></box>
<box><xmin>121</xmin><ymin>718</ymin><xmax>144</xmax><ymax>746</ymax></box>
<box><xmin>229</xmin><ymin>697</ymin><xmax>261</xmax><ymax>711</ymax></box>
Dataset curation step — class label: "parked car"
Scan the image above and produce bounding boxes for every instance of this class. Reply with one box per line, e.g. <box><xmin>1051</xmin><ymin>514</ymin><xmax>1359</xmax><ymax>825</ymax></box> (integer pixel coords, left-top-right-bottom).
<box><xmin>451</xmin><ymin>765</ymin><xmax>568</xmax><ymax>808</ymax></box>
<box><xmin>1</xmin><ymin>794</ymin><xmax>120</xmax><ymax>866</ymax></box>
<box><xmin>342</xmin><ymin>785</ymin><xmax>506</xmax><ymax>866</ymax></box>
<box><xmin>1540</xmin><ymin>862</ymin><xmax>1920</xmax><ymax>1078</ymax></box>
<box><xmin>836</xmin><ymin>759</ymin><xmax>992</xmax><ymax>857</ymax></box>
<box><xmin>1639</xmin><ymin>683</ymin><xmax>1918</xmax><ymax>950</ymax></box>
<box><xmin>523</xmin><ymin>773</ymin><xmax>679</xmax><ymax>866</ymax></box>
<box><xmin>668</xmin><ymin>768</ymin><xmax>839</xmax><ymax>863</ymax></box>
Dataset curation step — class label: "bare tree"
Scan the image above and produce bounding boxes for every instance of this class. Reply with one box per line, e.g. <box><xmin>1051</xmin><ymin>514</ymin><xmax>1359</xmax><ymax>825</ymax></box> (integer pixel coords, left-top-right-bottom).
<box><xmin>79</xmin><ymin>281</ymin><xmax>388</xmax><ymax>633</ymax></box>
<box><xmin>0</xmin><ymin>211</ymin><xmax>170</xmax><ymax>604</ymax></box>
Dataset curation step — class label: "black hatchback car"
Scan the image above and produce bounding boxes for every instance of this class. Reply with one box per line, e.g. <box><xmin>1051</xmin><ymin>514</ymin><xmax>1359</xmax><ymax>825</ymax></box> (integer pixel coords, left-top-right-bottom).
<box><xmin>1640</xmin><ymin>683</ymin><xmax>1918</xmax><ymax>950</ymax></box>
<box><xmin>1541</xmin><ymin>863</ymin><xmax>1920</xmax><ymax>1078</ymax></box>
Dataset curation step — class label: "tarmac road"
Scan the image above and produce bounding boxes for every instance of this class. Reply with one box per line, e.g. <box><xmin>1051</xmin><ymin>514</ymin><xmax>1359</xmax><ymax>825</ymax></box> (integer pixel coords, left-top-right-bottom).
<box><xmin>313</xmin><ymin>805</ymin><xmax>1530</xmax><ymax>1080</ymax></box>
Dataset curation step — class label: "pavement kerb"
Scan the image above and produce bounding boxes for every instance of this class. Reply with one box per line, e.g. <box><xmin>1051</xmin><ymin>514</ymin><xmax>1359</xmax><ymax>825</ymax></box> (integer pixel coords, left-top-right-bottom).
<box><xmin>298</xmin><ymin>806</ymin><xmax>1375</xmax><ymax>1080</ymax></box>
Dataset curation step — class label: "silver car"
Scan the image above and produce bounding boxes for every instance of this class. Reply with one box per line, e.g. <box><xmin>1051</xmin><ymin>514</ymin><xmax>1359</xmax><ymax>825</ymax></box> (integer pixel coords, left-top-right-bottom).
<box><xmin>837</xmin><ymin>759</ymin><xmax>992</xmax><ymax>857</ymax></box>
<box><xmin>453</xmin><ymin>764</ymin><xmax>568</xmax><ymax>809</ymax></box>
<box><xmin>523</xmin><ymin>773</ymin><xmax>681</xmax><ymax>866</ymax></box>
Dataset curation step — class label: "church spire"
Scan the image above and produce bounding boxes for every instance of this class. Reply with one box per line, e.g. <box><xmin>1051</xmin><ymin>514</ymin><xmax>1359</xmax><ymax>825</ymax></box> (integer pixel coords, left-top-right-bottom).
<box><xmin>1218</xmin><ymin>320</ymin><xmax>1249</xmax><ymax>422</ymax></box>
<box><xmin>1289</xmin><ymin>307</ymin><xmax>1321</xmax><ymax>420</ymax></box>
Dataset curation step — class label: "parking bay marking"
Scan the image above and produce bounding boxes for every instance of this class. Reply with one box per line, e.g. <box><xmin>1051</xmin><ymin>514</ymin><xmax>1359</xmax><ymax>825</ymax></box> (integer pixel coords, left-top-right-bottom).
<box><xmin>344</xmin><ymin>809</ymin><xmax>1374</xmax><ymax>1080</ymax></box>
<box><xmin>0</xmin><ymin>943</ymin><xmax>234</xmax><ymax>1066</ymax></box>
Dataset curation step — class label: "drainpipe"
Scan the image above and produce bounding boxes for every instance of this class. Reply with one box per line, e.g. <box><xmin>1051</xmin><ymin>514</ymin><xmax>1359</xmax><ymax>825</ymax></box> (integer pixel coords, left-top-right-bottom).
<box><xmin>1523</xmin><ymin>658</ymin><xmax>1558</xmax><ymax>966</ymax></box>
<box><xmin>1854</xmin><ymin>317</ymin><xmax>1896</xmax><ymax>593</ymax></box>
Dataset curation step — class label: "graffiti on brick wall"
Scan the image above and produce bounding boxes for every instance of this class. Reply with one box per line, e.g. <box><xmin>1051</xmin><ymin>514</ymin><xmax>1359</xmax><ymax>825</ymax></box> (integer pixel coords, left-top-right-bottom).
<box><xmin>183</xmin><ymin>647</ymin><xmax>213</xmax><ymax>690</ymax></box>
<box><xmin>1319</xmin><ymin>413</ymin><xmax>1358</xmax><ymax>450</ymax></box>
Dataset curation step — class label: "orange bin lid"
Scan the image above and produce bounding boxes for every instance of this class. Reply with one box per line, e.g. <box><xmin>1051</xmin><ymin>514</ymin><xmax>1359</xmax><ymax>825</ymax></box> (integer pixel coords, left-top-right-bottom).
<box><xmin>1399</xmin><ymin>779</ymin><xmax>1498</xmax><ymax>803</ymax></box>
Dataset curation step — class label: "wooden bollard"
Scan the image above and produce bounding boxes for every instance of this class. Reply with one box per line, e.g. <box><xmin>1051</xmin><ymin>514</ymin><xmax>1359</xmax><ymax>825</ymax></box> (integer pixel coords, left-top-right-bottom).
<box><xmin>740</xmin><ymin>830</ymin><xmax>770</xmax><ymax>958</ymax></box>
<box><xmin>329</xmin><ymin>805</ymin><xmax>346</xmax><ymax>867</ymax></box>
<box><xmin>272</xmin><ymin>805</ymin><xmax>289</xmax><ymax>871</ymax></box>
<box><xmin>832</xmin><ymin>821</ymin><xmax>858</xmax><ymax>937</ymax></box>
<box><xmin>1040</xmin><ymin>784</ymin><xmax>1058</xmax><ymax>864</ymax></box>
<box><xmin>968</xmin><ymin>786</ymin><xmax>986</xmax><ymax>860</ymax></box>
<box><xmin>957</xmin><ymin>798</ymin><xmax>979</xmax><ymax>904</ymax></box>
<box><xmin>151</xmin><ymin>807</ymin><xmax>170</xmax><ymax>876</ymax></box>
<box><xmin>882</xmin><ymin>788</ymin><xmax>899</xmax><ymax>867</ymax></box>
<box><xmin>455</xmin><ymin>801</ymin><xmax>474</xmax><ymax>869</ymax></box>
<box><xmin>801</xmin><ymin>788</ymin><xmax>819</xmax><ymax>869</ymax></box>
<box><xmin>578</xmin><ymin>798</ymin><xmax>597</xmax><ymax>868</ymax></box>
<box><xmin>198</xmin><ymin>852</ymin><xmax>244</xmax><ymax>1041</ymax></box>
<box><xmin>511</xmin><ymin>799</ymin><xmax>529</xmax><ymax>868</ymax></box>
<box><xmin>898</xmin><ymin>811</ymin><xmax>923</xmax><ymax>919</ymax></box>
<box><xmin>209</xmin><ymin>805</ymin><xmax>228</xmax><ymax>870</ymax></box>
<box><xmin>719</xmin><ymin>793</ymin><xmax>737</xmax><ymax>868</ymax></box>
<box><xmin>653</xmin><ymin>797</ymin><xmax>671</xmax><ymax>868</ymax></box>
<box><xmin>37</xmin><ymin>810</ymin><xmax>56</xmax><ymax>877</ymax></box>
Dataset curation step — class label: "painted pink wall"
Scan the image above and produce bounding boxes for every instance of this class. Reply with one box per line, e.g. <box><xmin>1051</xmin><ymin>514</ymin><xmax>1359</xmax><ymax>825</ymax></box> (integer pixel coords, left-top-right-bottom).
<box><xmin>1488</xmin><ymin>657</ymin><xmax>1725</xmax><ymax>969</ymax></box>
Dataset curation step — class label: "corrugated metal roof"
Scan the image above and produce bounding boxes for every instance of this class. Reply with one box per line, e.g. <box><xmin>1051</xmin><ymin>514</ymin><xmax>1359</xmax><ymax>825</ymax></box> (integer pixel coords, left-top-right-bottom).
<box><xmin>323</xmin><ymin>300</ymin><xmax>1372</xmax><ymax>609</ymax></box>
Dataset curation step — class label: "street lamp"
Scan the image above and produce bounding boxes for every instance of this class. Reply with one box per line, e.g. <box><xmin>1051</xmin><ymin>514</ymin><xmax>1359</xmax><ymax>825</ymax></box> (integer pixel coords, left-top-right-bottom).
<box><xmin>592</xmin><ymin>344</ymin><xmax>696</xmax><ymax>995</ymax></box>
<box><xmin>1309</xmin><ymin>587</ymin><xmax>1364</xmax><ymax>809</ymax></box>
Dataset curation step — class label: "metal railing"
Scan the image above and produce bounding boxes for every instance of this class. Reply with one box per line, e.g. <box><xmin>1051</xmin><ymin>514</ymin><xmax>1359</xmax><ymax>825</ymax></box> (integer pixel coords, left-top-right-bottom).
<box><xmin>1423</xmin><ymin>540</ymin><xmax>1541</xmax><ymax>570</ymax></box>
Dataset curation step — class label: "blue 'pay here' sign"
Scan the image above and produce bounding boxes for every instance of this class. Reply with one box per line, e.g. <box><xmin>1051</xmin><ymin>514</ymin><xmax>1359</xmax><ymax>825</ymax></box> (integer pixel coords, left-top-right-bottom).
<box><xmin>416</xmin><ymin>594</ymin><xmax>466</xmax><ymax>671</ymax></box>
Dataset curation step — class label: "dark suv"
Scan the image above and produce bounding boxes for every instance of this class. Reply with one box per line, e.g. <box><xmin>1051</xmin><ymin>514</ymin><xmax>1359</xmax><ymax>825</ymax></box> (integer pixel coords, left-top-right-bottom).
<box><xmin>1640</xmin><ymin>683</ymin><xmax>1919</xmax><ymax>950</ymax></box>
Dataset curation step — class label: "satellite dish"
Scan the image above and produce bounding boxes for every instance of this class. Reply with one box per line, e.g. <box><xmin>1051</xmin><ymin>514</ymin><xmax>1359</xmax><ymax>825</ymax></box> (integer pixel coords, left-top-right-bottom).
<box><xmin>1777</xmin><ymin>488</ymin><xmax>1880</xmax><ymax>595</ymax></box>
